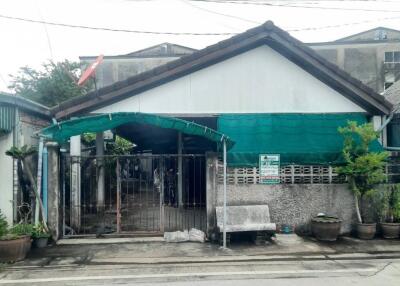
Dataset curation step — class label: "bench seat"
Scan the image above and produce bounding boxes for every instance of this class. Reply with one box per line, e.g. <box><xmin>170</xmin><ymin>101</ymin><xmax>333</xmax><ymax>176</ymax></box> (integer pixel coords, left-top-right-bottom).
<box><xmin>216</xmin><ymin>205</ymin><xmax>277</xmax><ymax>236</ymax></box>
<box><xmin>220</xmin><ymin>223</ymin><xmax>276</xmax><ymax>233</ymax></box>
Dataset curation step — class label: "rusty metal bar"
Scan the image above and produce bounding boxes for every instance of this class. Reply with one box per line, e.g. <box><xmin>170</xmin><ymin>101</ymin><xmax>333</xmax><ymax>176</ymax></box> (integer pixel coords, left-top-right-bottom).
<box><xmin>116</xmin><ymin>158</ymin><xmax>121</xmax><ymax>233</ymax></box>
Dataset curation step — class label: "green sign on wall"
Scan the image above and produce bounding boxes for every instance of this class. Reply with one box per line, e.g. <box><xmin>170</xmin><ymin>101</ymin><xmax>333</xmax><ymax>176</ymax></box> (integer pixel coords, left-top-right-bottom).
<box><xmin>259</xmin><ymin>154</ymin><xmax>280</xmax><ymax>184</ymax></box>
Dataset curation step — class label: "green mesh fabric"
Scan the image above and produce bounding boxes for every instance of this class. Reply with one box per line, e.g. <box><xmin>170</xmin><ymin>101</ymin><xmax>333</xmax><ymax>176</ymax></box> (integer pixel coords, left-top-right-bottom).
<box><xmin>40</xmin><ymin>112</ymin><xmax>234</xmax><ymax>148</ymax></box>
<box><xmin>217</xmin><ymin>113</ymin><xmax>383</xmax><ymax>167</ymax></box>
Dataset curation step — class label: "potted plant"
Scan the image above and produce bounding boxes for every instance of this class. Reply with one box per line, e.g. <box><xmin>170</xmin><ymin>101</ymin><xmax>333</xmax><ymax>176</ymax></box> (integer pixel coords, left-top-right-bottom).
<box><xmin>378</xmin><ymin>184</ymin><xmax>400</xmax><ymax>239</ymax></box>
<box><xmin>32</xmin><ymin>223</ymin><xmax>51</xmax><ymax>248</ymax></box>
<box><xmin>0</xmin><ymin>210</ymin><xmax>32</xmax><ymax>263</ymax></box>
<box><xmin>311</xmin><ymin>213</ymin><xmax>342</xmax><ymax>241</ymax></box>
<box><xmin>336</xmin><ymin>121</ymin><xmax>388</xmax><ymax>240</ymax></box>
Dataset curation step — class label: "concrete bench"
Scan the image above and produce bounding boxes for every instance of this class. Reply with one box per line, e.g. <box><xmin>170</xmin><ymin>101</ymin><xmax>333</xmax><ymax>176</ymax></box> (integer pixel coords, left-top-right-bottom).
<box><xmin>216</xmin><ymin>205</ymin><xmax>276</xmax><ymax>245</ymax></box>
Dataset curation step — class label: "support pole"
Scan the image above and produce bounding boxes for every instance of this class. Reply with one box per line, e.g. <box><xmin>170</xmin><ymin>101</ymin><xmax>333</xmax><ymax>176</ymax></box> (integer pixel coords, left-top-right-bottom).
<box><xmin>177</xmin><ymin>132</ymin><xmax>183</xmax><ymax>208</ymax></box>
<box><xmin>35</xmin><ymin>138</ymin><xmax>44</xmax><ymax>224</ymax></box>
<box><xmin>42</xmin><ymin>146</ymin><xmax>48</xmax><ymax>223</ymax></box>
<box><xmin>223</xmin><ymin>139</ymin><xmax>227</xmax><ymax>248</ymax></box>
<box><xmin>96</xmin><ymin>132</ymin><xmax>105</xmax><ymax>210</ymax></box>
<box><xmin>70</xmin><ymin>135</ymin><xmax>81</xmax><ymax>231</ymax></box>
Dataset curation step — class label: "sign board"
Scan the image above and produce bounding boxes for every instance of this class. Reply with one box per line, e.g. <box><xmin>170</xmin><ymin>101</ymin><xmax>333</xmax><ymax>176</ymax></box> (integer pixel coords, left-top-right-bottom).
<box><xmin>259</xmin><ymin>154</ymin><xmax>280</xmax><ymax>184</ymax></box>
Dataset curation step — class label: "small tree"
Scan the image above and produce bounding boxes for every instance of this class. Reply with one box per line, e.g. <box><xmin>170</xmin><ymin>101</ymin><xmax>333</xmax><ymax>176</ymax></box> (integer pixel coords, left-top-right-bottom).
<box><xmin>336</xmin><ymin>121</ymin><xmax>388</xmax><ymax>224</ymax></box>
<box><xmin>5</xmin><ymin>146</ymin><xmax>48</xmax><ymax>231</ymax></box>
<box><xmin>9</xmin><ymin>60</ymin><xmax>90</xmax><ymax>107</ymax></box>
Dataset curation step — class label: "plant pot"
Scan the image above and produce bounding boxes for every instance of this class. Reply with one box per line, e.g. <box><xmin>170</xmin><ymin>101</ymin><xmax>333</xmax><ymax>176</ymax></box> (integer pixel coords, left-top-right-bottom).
<box><xmin>381</xmin><ymin>223</ymin><xmax>400</xmax><ymax>239</ymax></box>
<box><xmin>311</xmin><ymin>216</ymin><xmax>342</xmax><ymax>241</ymax></box>
<box><xmin>0</xmin><ymin>235</ymin><xmax>31</xmax><ymax>263</ymax></box>
<box><xmin>356</xmin><ymin>223</ymin><xmax>376</xmax><ymax>240</ymax></box>
<box><xmin>33</xmin><ymin>237</ymin><xmax>49</xmax><ymax>248</ymax></box>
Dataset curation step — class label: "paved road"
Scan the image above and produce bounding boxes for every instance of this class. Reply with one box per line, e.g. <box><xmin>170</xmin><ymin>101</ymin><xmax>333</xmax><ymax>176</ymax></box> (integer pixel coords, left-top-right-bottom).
<box><xmin>1</xmin><ymin>257</ymin><xmax>399</xmax><ymax>285</ymax></box>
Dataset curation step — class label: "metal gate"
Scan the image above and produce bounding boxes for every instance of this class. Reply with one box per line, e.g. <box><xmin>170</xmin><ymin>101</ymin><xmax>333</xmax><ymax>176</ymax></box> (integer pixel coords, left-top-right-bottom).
<box><xmin>61</xmin><ymin>154</ymin><xmax>206</xmax><ymax>237</ymax></box>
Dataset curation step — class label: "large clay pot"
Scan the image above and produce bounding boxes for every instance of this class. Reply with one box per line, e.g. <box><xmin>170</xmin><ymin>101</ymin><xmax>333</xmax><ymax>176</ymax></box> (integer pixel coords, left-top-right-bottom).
<box><xmin>356</xmin><ymin>223</ymin><xmax>376</xmax><ymax>240</ymax></box>
<box><xmin>381</xmin><ymin>223</ymin><xmax>400</xmax><ymax>239</ymax></box>
<box><xmin>0</xmin><ymin>236</ymin><xmax>31</xmax><ymax>263</ymax></box>
<box><xmin>311</xmin><ymin>216</ymin><xmax>342</xmax><ymax>241</ymax></box>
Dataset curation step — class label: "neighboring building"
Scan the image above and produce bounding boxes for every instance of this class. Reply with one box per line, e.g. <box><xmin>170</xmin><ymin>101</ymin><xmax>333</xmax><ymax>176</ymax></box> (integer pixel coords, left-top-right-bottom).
<box><xmin>383</xmin><ymin>80</ymin><xmax>400</xmax><ymax>148</ymax></box>
<box><xmin>48</xmin><ymin>21</ymin><xmax>393</xmax><ymax>238</ymax></box>
<box><xmin>79</xmin><ymin>43</ymin><xmax>197</xmax><ymax>88</ymax></box>
<box><xmin>0</xmin><ymin>92</ymin><xmax>51</xmax><ymax>225</ymax></box>
<box><xmin>308</xmin><ymin>27</ymin><xmax>400</xmax><ymax>94</ymax></box>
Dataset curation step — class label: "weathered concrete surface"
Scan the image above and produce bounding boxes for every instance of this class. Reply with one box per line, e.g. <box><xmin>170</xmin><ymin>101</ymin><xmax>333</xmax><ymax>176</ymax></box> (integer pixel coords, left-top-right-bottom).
<box><xmin>216</xmin><ymin>184</ymin><xmax>356</xmax><ymax>234</ymax></box>
<box><xmin>46</xmin><ymin>142</ymin><xmax>60</xmax><ymax>240</ymax></box>
<box><xmin>8</xmin><ymin>234</ymin><xmax>400</xmax><ymax>268</ymax></box>
<box><xmin>215</xmin><ymin>205</ymin><xmax>276</xmax><ymax>232</ymax></box>
<box><xmin>2</xmin><ymin>236</ymin><xmax>400</xmax><ymax>285</ymax></box>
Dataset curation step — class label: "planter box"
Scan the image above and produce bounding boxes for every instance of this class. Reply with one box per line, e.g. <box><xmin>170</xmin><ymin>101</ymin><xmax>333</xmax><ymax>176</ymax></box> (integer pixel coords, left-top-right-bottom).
<box><xmin>0</xmin><ymin>236</ymin><xmax>31</xmax><ymax>263</ymax></box>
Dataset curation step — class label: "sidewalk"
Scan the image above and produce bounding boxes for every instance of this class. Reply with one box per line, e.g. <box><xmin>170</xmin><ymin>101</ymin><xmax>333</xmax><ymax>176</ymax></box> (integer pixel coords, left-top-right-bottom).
<box><xmin>9</xmin><ymin>234</ymin><xmax>400</xmax><ymax>268</ymax></box>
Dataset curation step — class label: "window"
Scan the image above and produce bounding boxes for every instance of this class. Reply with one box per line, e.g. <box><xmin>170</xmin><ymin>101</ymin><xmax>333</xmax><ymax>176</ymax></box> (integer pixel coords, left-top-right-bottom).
<box><xmin>385</xmin><ymin>51</ymin><xmax>400</xmax><ymax>63</ymax></box>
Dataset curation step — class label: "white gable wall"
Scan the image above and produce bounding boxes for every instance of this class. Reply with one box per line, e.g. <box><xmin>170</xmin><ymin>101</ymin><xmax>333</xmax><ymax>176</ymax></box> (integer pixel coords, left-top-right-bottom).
<box><xmin>93</xmin><ymin>45</ymin><xmax>365</xmax><ymax>115</ymax></box>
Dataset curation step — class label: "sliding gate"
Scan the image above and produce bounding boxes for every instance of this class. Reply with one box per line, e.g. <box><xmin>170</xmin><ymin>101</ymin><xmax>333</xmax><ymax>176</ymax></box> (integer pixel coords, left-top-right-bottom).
<box><xmin>61</xmin><ymin>154</ymin><xmax>206</xmax><ymax>237</ymax></box>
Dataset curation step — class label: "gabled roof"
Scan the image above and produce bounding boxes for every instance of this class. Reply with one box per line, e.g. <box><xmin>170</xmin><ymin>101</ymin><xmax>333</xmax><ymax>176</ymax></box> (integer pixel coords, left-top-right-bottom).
<box><xmin>53</xmin><ymin>21</ymin><xmax>393</xmax><ymax>119</ymax></box>
<box><xmin>79</xmin><ymin>43</ymin><xmax>197</xmax><ymax>60</ymax></box>
<box><xmin>0</xmin><ymin>92</ymin><xmax>51</xmax><ymax>118</ymax></box>
<box><xmin>383</xmin><ymin>80</ymin><xmax>400</xmax><ymax>107</ymax></box>
<box><xmin>335</xmin><ymin>26</ymin><xmax>400</xmax><ymax>43</ymax></box>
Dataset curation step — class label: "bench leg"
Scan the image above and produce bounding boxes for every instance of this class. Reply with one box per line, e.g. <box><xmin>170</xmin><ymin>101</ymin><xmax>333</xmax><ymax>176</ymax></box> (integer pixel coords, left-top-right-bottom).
<box><xmin>219</xmin><ymin>233</ymin><xmax>231</xmax><ymax>247</ymax></box>
<box><xmin>255</xmin><ymin>231</ymin><xmax>267</xmax><ymax>245</ymax></box>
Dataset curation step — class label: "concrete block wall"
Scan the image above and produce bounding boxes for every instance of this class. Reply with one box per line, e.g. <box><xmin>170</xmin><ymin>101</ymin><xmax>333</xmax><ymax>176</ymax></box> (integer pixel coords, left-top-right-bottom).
<box><xmin>214</xmin><ymin>184</ymin><xmax>357</xmax><ymax>234</ymax></box>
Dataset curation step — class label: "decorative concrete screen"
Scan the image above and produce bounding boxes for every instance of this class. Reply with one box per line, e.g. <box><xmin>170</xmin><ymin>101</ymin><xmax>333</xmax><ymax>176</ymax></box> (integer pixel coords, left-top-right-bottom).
<box><xmin>217</xmin><ymin>162</ymin><xmax>346</xmax><ymax>185</ymax></box>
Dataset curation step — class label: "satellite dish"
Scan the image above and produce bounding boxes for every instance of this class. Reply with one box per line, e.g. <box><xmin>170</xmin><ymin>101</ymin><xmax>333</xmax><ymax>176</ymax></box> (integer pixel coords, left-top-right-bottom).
<box><xmin>78</xmin><ymin>54</ymin><xmax>104</xmax><ymax>86</ymax></box>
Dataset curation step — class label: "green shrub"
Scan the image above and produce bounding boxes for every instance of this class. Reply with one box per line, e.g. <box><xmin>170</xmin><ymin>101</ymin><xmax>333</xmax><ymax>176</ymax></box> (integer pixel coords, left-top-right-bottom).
<box><xmin>10</xmin><ymin>223</ymin><xmax>34</xmax><ymax>237</ymax></box>
<box><xmin>0</xmin><ymin>210</ymin><xmax>8</xmax><ymax>238</ymax></box>
<box><xmin>32</xmin><ymin>223</ymin><xmax>51</xmax><ymax>239</ymax></box>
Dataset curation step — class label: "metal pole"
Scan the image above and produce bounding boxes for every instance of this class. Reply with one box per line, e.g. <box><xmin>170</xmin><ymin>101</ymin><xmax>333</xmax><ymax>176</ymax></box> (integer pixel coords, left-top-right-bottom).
<box><xmin>223</xmin><ymin>139</ymin><xmax>227</xmax><ymax>248</ymax></box>
<box><xmin>42</xmin><ymin>146</ymin><xmax>48</xmax><ymax>223</ymax></box>
<box><xmin>35</xmin><ymin>137</ymin><xmax>44</xmax><ymax>224</ymax></box>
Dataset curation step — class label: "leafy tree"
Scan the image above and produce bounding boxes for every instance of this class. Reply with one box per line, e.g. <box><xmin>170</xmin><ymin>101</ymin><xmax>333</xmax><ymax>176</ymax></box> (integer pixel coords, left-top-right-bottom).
<box><xmin>336</xmin><ymin>121</ymin><xmax>388</xmax><ymax>223</ymax></box>
<box><xmin>82</xmin><ymin>133</ymin><xmax>134</xmax><ymax>155</ymax></box>
<box><xmin>9</xmin><ymin>60</ymin><xmax>90</xmax><ymax>107</ymax></box>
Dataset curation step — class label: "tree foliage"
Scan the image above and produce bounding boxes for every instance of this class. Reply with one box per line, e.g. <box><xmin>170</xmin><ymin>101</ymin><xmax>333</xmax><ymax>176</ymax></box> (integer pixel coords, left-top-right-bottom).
<box><xmin>9</xmin><ymin>60</ymin><xmax>90</xmax><ymax>107</ymax></box>
<box><xmin>336</xmin><ymin>121</ymin><xmax>388</xmax><ymax>223</ymax></box>
<box><xmin>82</xmin><ymin>133</ymin><xmax>134</xmax><ymax>155</ymax></box>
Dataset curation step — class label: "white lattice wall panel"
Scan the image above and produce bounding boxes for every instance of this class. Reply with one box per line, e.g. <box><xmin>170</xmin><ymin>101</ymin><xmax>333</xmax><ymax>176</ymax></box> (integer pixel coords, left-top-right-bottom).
<box><xmin>217</xmin><ymin>162</ymin><xmax>346</xmax><ymax>185</ymax></box>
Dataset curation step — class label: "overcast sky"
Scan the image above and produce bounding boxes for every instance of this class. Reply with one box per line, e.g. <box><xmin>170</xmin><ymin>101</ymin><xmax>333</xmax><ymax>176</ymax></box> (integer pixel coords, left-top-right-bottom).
<box><xmin>1</xmin><ymin>0</ymin><xmax>400</xmax><ymax>92</ymax></box>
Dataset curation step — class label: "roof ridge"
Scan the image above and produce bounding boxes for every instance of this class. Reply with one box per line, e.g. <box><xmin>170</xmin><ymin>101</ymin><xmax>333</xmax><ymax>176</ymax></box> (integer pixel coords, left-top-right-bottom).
<box><xmin>52</xmin><ymin>21</ymin><xmax>392</xmax><ymax>119</ymax></box>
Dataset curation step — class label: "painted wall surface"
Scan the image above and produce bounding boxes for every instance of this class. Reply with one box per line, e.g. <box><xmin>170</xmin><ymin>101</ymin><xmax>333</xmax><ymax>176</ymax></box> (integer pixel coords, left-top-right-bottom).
<box><xmin>310</xmin><ymin>42</ymin><xmax>400</xmax><ymax>94</ymax></box>
<box><xmin>215</xmin><ymin>184</ymin><xmax>356</xmax><ymax>234</ymax></box>
<box><xmin>0</xmin><ymin>132</ymin><xmax>14</xmax><ymax>225</ymax></box>
<box><xmin>94</xmin><ymin>45</ymin><xmax>365</xmax><ymax>115</ymax></box>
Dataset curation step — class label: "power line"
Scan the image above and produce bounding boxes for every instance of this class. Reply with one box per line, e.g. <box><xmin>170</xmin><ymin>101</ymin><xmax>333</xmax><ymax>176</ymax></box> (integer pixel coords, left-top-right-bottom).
<box><xmin>0</xmin><ymin>14</ymin><xmax>235</xmax><ymax>36</ymax></box>
<box><xmin>0</xmin><ymin>12</ymin><xmax>399</xmax><ymax>37</ymax></box>
<box><xmin>287</xmin><ymin>15</ymin><xmax>400</xmax><ymax>31</ymax></box>
<box><xmin>182</xmin><ymin>0</ymin><xmax>261</xmax><ymax>24</ymax></box>
<box><xmin>190</xmin><ymin>0</ymin><xmax>400</xmax><ymax>13</ymax></box>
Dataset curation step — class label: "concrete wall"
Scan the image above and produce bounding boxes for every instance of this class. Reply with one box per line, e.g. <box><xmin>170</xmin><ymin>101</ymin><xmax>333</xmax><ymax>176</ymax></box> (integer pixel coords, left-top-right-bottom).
<box><xmin>214</xmin><ymin>183</ymin><xmax>356</xmax><ymax>234</ymax></box>
<box><xmin>310</xmin><ymin>42</ymin><xmax>400</xmax><ymax>94</ymax></box>
<box><xmin>93</xmin><ymin>45</ymin><xmax>365</xmax><ymax>115</ymax></box>
<box><xmin>81</xmin><ymin>57</ymin><xmax>180</xmax><ymax>89</ymax></box>
<box><xmin>0</xmin><ymin>132</ymin><xmax>14</xmax><ymax>225</ymax></box>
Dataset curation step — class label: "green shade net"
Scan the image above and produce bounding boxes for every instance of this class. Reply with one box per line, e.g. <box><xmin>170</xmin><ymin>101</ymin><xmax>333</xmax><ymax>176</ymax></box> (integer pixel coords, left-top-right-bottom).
<box><xmin>40</xmin><ymin>112</ymin><xmax>234</xmax><ymax>148</ymax></box>
<box><xmin>217</xmin><ymin>113</ymin><xmax>383</xmax><ymax>167</ymax></box>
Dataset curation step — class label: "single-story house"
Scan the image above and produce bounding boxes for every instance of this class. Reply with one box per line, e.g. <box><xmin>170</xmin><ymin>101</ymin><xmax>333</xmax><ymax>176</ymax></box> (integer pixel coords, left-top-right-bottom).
<box><xmin>42</xmin><ymin>21</ymin><xmax>394</xmax><ymax>238</ymax></box>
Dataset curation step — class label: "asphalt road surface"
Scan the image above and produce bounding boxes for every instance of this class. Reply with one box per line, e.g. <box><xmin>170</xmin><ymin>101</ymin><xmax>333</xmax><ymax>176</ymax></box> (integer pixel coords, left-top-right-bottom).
<box><xmin>1</xmin><ymin>256</ymin><xmax>400</xmax><ymax>285</ymax></box>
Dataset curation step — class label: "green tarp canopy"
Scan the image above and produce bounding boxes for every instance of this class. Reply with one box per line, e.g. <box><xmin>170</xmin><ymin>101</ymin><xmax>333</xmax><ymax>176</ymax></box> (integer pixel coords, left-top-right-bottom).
<box><xmin>217</xmin><ymin>113</ymin><xmax>383</xmax><ymax>167</ymax></box>
<box><xmin>40</xmin><ymin>112</ymin><xmax>235</xmax><ymax>148</ymax></box>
